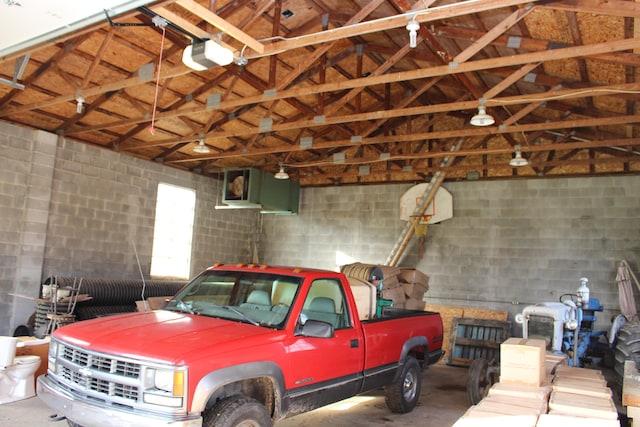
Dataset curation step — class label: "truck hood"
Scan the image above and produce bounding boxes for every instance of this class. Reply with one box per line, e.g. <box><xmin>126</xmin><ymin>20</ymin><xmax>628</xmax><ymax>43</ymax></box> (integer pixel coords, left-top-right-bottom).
<box><xmin>53</xmin><ymin>310</ymin><xmax>277</xmax><ymax>365</ymax></box>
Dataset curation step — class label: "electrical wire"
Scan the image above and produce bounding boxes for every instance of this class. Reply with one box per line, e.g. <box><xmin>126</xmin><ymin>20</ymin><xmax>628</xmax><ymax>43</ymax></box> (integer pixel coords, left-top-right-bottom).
<box><xmin>488</xmin><ymin>88</ymin><xmax>640</xmax><ymax>105</ymax></box>
<box><xmin>149</xmin><ymin>26</ymin><xmax>166</xmax><ymax>135</ymax></box>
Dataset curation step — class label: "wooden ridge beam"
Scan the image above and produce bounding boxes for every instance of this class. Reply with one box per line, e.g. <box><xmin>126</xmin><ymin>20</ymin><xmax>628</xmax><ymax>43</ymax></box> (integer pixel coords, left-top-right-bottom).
<box><xmin>48</xmin><ymin>37</ymin><xmax>640</xmax><ymax>137</ymax></box>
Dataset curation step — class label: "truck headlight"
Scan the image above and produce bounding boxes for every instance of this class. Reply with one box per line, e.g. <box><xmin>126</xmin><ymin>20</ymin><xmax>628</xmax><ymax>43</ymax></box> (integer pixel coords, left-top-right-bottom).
<box><xmin>143</xmin><ymin>368</ymin><xmax>185</xmax><ymax>407</ymax></box>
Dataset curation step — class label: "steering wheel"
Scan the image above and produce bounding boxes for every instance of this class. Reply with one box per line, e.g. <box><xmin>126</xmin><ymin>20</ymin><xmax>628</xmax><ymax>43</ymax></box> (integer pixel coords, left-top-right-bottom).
<box><xmin>560</xmin><ymin>294</ymin><xmax>580</xmax><ymax>308</ymax></box>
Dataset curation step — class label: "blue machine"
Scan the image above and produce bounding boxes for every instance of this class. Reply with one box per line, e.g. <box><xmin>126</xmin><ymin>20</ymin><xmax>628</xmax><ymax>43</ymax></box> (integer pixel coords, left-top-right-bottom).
<box><xmin>516</xmin><ymin>293</ymin><xmax>605</xmax><ymax>367</ymax></box>
<box><xmin>562</xmin><ymin>297</ymin><xmax>605</xmax><ymax>366</ymax></box>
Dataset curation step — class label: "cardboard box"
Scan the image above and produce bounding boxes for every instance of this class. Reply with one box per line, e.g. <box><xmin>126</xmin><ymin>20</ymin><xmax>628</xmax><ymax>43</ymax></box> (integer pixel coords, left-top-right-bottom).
<box><xmin>500</xmin><ymin>338</ymin><xmax>546</xmax><ymax>386</ymax></box>
<box><xmin>399</xmin><ymin>268</ymin><xmax>429</xmax><ymax>286</ymax></box>
<box><xmin>381</xmin><ymin>285</ymin><xmax>406</xmax><ymax>305</ymax></box>
<box><xmin>405</xmin><ymin>298</ymin><xmax>426</xmax><ymax>311</ymax></box>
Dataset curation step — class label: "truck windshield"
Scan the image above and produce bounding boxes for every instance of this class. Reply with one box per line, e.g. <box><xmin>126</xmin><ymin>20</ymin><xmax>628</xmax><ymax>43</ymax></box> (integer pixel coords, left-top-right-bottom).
<box><xmin>164</xmin><ymin>270</ymin><xmax>302</xmax><ymax>329</ymax></box>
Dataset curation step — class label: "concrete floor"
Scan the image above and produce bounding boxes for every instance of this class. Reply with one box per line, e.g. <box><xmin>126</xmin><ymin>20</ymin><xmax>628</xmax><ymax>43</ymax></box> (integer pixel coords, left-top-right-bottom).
<box><xmin>0</xmin><ymin>364</ymin><xmax>470</xmax><ymax>427</ymax></box>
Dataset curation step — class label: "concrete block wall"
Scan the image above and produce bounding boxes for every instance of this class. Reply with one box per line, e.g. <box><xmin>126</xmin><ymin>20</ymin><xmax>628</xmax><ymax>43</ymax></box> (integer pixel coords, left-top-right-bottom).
<box><xmin>261</xmin><ymin>177</ymin><xmax>640</xmax><ymax>333</ymax></box>
<box><xmin>0</xmin><ymin>123</ymin><xmax>258</xmax><ymax>336</ymax></box>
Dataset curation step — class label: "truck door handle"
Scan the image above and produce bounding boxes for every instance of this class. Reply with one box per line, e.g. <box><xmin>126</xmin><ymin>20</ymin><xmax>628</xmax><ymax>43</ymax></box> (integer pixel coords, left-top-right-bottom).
<box><xmin>350</xmin><ymin>339</ymin><xmax>359</xmax><ymax>348</ymax></box>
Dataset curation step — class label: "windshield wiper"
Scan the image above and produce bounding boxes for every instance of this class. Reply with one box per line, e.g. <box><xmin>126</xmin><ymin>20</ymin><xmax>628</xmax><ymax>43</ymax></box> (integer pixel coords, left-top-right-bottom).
<box><xmin>216</xmin><ymin>305</ymin><xmax>260</xmax><ymax>326</ymax></box>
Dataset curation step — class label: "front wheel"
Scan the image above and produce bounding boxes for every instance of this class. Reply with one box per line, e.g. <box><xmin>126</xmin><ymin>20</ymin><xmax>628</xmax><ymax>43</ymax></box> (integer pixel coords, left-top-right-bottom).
<box><xmin>203</xmin><ymin>395</ymin><xmax>272</xmax><ymax>427</ymax></box>
<box><xmin>385</xmin><ymin>356</ymin><xmax>422</xmax><ymax>413</ymax></box>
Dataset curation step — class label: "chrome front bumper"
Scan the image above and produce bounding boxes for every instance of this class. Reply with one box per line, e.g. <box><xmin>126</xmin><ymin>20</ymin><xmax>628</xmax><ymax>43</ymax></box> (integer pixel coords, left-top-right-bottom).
<box><xmin>37</xmin><ymin>375</ymin><xmax>202</xmax><ymax>427</ymax></box>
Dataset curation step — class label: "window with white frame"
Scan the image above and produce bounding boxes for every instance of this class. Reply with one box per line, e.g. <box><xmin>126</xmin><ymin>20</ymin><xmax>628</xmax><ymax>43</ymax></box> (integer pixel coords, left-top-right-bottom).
<box><xmin>150</xmin><ymin>183</ymin><xmax>196</xmax><ymax>279</ymax></box>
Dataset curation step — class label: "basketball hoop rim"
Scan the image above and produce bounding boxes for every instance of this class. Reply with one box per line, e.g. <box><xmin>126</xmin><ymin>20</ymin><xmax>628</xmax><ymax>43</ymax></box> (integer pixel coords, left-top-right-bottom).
<box><xmin>410</xmin><ymin>214</ymin><xmax>432</xmax><ymax>225</ymax></box>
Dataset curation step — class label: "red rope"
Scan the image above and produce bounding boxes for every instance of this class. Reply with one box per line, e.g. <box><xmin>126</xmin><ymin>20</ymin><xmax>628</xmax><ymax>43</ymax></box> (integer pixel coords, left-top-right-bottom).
<box><xmin>149</xmin><ymin>26</ymin><xmax>166</xmax><ymax>135</ymax></box>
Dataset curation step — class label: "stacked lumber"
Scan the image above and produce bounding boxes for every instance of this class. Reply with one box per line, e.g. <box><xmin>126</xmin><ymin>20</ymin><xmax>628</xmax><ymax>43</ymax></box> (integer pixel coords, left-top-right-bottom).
<box><xmin>453</xmin><ymin>339</ymin><xmax>620</xmax><ymax>426</ymax></box>
<box><xmin>547</xmin><ymin>366</ymin><xmax>618</xmax><ymax>422</ymax></box>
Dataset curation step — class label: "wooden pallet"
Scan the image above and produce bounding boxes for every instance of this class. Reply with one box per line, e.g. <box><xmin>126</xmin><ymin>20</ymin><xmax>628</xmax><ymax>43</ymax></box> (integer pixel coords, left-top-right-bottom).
<box><xmin>446</xmin><ymin>317</ymin><xmax>511</xmax><ymax>367</ymax></box>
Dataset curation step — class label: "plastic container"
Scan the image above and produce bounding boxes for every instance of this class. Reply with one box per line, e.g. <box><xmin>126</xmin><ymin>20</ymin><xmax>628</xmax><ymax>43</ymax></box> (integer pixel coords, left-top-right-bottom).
<box><xmin>577</xmin><ymin>277</ymin><xmax>590</xmax><ymax>305</ymax></box>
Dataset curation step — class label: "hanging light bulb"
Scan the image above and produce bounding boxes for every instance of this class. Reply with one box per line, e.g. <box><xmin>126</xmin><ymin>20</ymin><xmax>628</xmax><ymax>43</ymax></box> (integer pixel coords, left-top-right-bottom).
<box><xmin>275</xmin><ymin>163</ymin><xmax>289</xmax><ymax>180</ymax></box>
<box><xmin>406</xmin><ymin>20</ymin><xmax>420</xmax><ymax>49</ymax></box>
<box><xmin>76</xmin><ymin>95</ymin><xmax>85</xmax><ymax>114</ymax></box>
<box><xmin>470</xmin><ymin>105</ymin><xmax>495</xmax><ymax>126</ymax></box>
<box><xmin>193</xmin><ymin>138</ymin><xmax>211</xmax><ymax>154</ymax></box>
<box><xmin>509</xmin><ymin>145</ymin><xmax>529</xmax><ymax>167</ymax></box>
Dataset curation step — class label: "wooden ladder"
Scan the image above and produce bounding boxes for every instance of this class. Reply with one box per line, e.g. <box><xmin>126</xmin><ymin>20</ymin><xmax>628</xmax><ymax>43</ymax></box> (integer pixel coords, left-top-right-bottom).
<box><xmin>384</xmin><ymin>140</ymin><xmax>463</xmax><ymax>267</ymax></box>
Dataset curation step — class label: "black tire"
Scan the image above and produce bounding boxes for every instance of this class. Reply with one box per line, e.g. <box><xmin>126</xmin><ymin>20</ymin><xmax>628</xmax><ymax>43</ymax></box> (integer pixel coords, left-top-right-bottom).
<box><xmin>203</xmin><ymin>395</ymin><xmax>272</xmax><ymax>427</ymax></box>
<box><xmin>614</xmin><ymin>321</ymin><xmax>640</xmax><ymax>386</ymax></box>
<box><xmin>467</xmin><ymin>358</ymin><xmax>498</xmax><ymax>405</ymax></box>
<box><xmin>384</xmin><ymin>357</ymin><xmax>422</xmax><ymax>413</ymax></box>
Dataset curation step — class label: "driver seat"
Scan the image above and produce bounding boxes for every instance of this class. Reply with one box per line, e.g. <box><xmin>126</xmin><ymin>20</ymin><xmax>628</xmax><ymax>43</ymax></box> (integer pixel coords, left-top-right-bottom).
<box><xmin>241</xmin><ymin>290</ymin><xmax>272</xmax><ymax>310</ymax></box>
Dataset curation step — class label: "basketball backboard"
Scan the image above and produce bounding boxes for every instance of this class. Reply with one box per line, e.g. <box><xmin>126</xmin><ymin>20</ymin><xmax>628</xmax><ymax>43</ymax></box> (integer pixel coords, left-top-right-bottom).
<box><xmin>399</xmin><ymin>184</ymin><xmax>453</xmax><ymax>224</ymax></box>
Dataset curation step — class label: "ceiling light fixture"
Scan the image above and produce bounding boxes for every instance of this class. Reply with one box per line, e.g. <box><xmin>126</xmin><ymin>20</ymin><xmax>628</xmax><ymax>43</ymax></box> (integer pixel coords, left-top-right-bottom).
<box><xmin>470</xmin><ymin>105</ymin><xmax>495</xmax><ymax>126</ymax></box>
<box><xmin>406</xmin><ymin>19</ymin><xmax>420</xmax><ymax>48</ymax></box>
<box><xmin>275</xmin><ymin>164</ymin><xmax>289</xmax><ymax>180</ymax></box>
<box><xmin>182</xmin><ymin>39</ymin><xmax>234</xmax><ymax>71</ymax></box>
<box><xmin>193</xmin><ymin>138</ymin><xmax>211</xmax><ymax>154</ymax></box>
<box><xmin>76</xmin><ymin>95</ymin><xmax>85</xmax><ymax>114</ymax></box>
<box><xmin>509</xmin><ymin>145</ymin><xmax>529</xmax><ymax>167</ymax></box>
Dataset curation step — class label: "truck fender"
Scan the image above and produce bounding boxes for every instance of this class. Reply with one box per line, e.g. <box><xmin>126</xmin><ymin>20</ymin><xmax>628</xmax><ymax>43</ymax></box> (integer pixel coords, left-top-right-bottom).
<box><xmin>399</xmin><ymin>336</ymin><xmax>429</xmax><ymax>363</ymax></box>
<box><xmin>191</xmin><ymin>361</ymin><xmax>286</xmax><ymax>414</ymax></box>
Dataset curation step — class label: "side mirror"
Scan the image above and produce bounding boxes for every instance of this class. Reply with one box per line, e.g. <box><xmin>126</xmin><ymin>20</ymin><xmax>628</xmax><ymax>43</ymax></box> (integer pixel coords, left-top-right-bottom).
<box><xmin>296</xmin><ymin>319</ymin><xmax>334</xmax><ymax>338</ymax></box>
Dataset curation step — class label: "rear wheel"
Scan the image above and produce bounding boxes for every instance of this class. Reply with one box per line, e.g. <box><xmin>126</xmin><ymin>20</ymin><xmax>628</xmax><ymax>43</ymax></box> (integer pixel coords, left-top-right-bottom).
<box><xmin>203</xmin><ymin>395</ymin><xmax>272</xmax><ymax>427</ymax></box>
<box><xmin>467</xmin><ymin>358</ymin><xmax>499</xmax><ymax>405</ymax></box>
<box><xmin>385</xmin><ymin>356</ymin><xmax>422</xmax><ymax>413</ymax></box>
<box><xmin>614</xmin><ymin>321</ymin><xmax>640</xmax><ymax>386</ymax></box>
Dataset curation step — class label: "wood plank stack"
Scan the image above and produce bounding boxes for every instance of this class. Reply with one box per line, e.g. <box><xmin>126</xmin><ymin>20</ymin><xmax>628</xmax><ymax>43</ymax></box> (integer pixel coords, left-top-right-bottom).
<box><xmin>453</xmin><ymin>338</ymin><xmax>620</xmax><ymax>426</ymax></box>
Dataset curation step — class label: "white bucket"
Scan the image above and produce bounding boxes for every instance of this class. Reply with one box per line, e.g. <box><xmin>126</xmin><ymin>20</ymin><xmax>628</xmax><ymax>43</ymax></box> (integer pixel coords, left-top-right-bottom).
<box><xmin>0</xmin><ymin>336</ymin><xmax>18</xmax><ymax>368</ymax></box>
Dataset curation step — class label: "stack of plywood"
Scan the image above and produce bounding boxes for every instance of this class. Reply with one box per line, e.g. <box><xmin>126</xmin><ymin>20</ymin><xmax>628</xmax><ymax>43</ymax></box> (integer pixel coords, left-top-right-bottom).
<box><xmin>453</xmin><ymin>338</ymin><xmax>620</xmax><ymax>427</ymax></box>
<box><xmin>398</xmin><ymin>268</ymin><xmax>429</xmax><ymax>310</ymax></box>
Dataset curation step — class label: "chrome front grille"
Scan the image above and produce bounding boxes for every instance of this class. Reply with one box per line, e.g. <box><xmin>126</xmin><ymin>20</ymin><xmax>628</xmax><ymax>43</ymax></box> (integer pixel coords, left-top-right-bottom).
<box><xmin>47</xmin><ymin>337</ymin><xmax>189</xmax><ymax>418</ymax></box>
<box><xmin>53</xmin><ymin>340</ymin><xmax>142</xmax><ymax>405</ymax></box>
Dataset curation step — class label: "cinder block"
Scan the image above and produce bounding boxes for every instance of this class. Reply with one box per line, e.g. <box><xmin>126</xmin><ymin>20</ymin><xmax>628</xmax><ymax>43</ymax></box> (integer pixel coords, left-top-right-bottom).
<box><xmin>500</xmin><ymin>338</ymin><xmax>546</xmax><ymax>386</ymax></box>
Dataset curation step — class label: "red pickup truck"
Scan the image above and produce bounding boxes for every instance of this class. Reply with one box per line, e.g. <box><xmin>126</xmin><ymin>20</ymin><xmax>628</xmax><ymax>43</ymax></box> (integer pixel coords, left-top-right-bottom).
<box><xmin>38</xmin><ymin>264</ymin><xmax>443</xmax><ymax>427</ymax></box>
